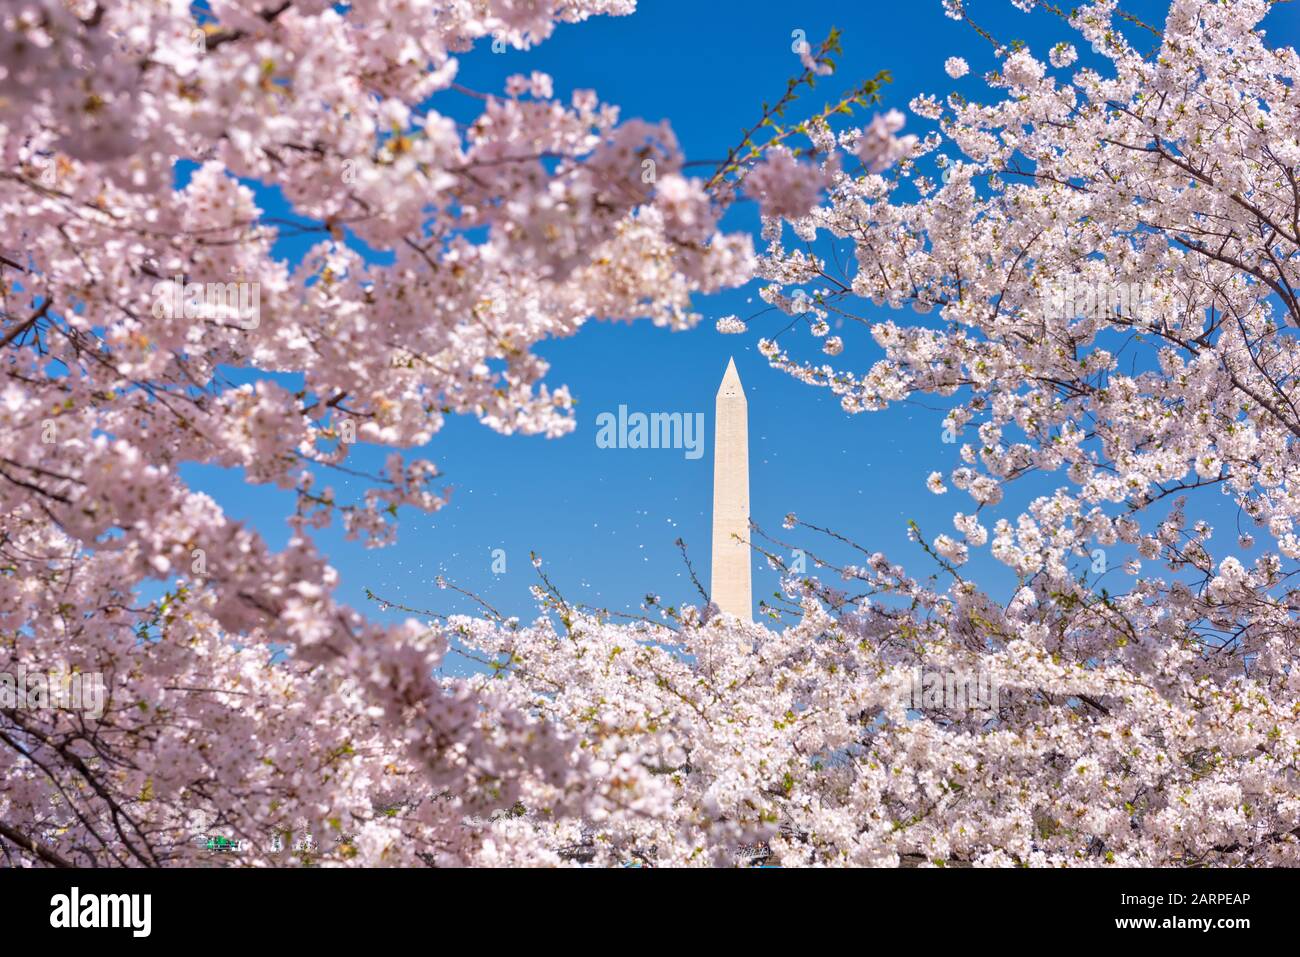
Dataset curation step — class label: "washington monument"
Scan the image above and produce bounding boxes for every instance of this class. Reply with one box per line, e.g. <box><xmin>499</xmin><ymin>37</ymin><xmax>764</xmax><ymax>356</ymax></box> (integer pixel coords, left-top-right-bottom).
<box><xmin>710</xmin><ymin>357</ymin><xmax>752</xmax><ymax>621</ymax></box>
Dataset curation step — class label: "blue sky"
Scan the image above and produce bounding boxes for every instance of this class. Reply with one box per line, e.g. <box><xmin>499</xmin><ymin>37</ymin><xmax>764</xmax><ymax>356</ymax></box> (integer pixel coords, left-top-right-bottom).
<box><xmin>182</xmin><ymin>0</ymin><xmax>1300</xmax><ymax>653</ymax></box>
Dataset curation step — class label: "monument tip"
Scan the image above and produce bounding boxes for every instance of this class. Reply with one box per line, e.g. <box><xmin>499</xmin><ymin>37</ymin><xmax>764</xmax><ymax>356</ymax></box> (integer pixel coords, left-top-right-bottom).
<box><xmin>719</xmin><ymin>356</ymin><xmax>743</xmax><ymax>396</ymax></box>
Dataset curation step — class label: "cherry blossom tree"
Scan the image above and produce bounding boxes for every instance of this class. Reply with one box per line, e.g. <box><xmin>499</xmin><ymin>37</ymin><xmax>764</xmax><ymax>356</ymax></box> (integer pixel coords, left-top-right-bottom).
<box><xmin>0</xmin><ymin>0</ymin><xmax>771</xmax><ymax>866</ymax></box>
<box><xmin>694</xmin><ymin>0</ymin><xmax>1300</xmax><ymax>865</ymax></box>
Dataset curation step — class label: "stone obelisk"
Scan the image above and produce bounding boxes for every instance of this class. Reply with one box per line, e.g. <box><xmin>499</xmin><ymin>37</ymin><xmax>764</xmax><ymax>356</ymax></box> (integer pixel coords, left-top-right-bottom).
<box><xmin>710</xmin><ymin>357</ymin><xmax>752</xmax><ymax>621</ymax></box>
